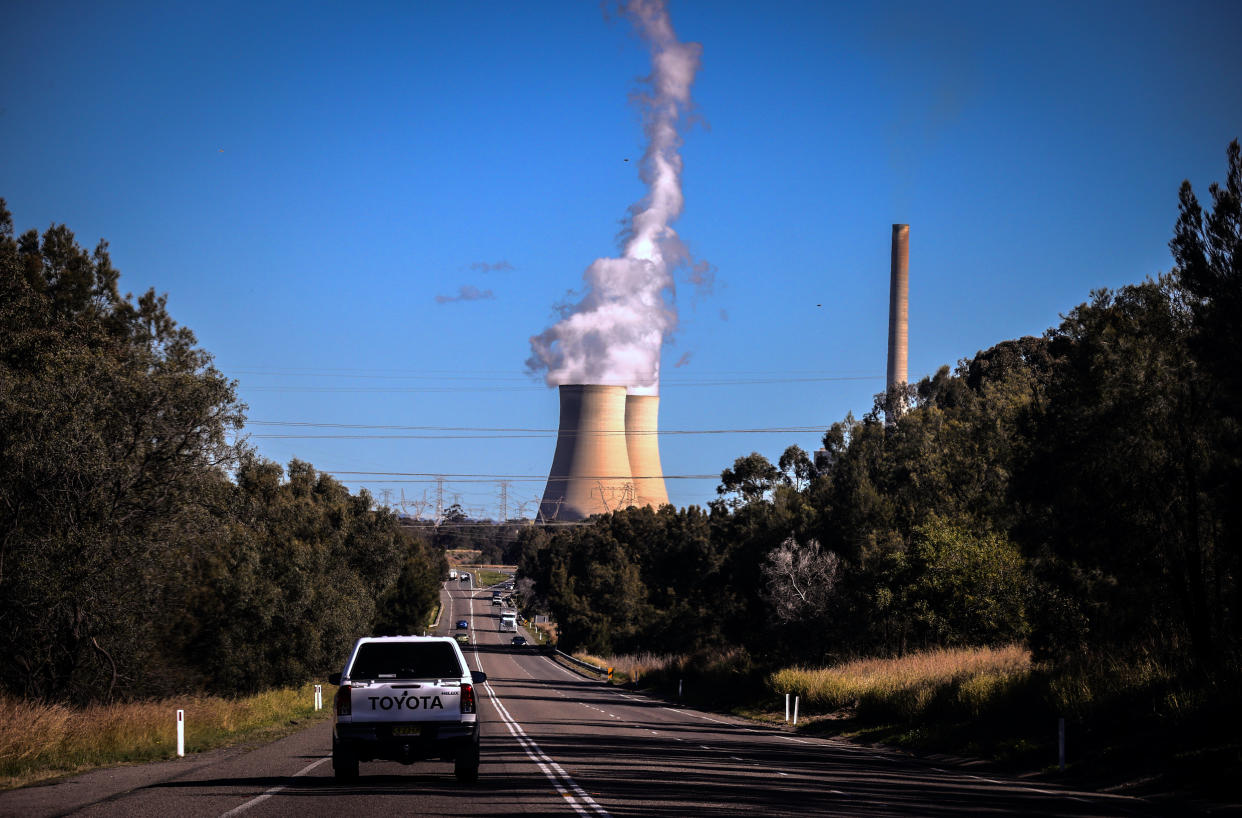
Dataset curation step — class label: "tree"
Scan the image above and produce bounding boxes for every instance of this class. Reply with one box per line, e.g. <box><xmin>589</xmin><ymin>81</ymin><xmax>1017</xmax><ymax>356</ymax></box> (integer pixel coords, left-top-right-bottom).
<box><xmin>1169</xmin><ymin>139</ymin><xmax>1242</xmax><ymax>666</ymax></box>
<box><xmin>1171</xmin><ymin>139</ymin><xmax>1242</xmax><ymax>401</ymax></box>
<box><xmin>761</xmin><ymin>536</ymin><xmax>840</xmax><ymax>624</ymax></box>
<box><xmin>0</xmin><ymin>201</ymin><xmax>244</xmax><ymax>699</ymax></box>
<box><xmin>374</xmin><ymin>534</ymin><xmax>447</xmax><ymax>636</ymax></box>
<box><xmin>900</xmin><ymin>516</ymin><xmax>1030</xmax><ymax>648</ymax></box>
<box><xmin>181</xmin><ymin>457</ymin><xmax>409</xmax><ymax>693</ymax></box>
<box><xmin>717</xmin><ymin>452</ymin><xmax>780</xmax><ymax>508</ymax></box>
<box><xmin>778</xmin><ymin>445</ymin><xmax>814</xmax><ymax>491</ymax></box>
<box><xmin>1016</xmin><ymin>277</ymin><xmax>1223</xmax><ymax>668</ymax></box>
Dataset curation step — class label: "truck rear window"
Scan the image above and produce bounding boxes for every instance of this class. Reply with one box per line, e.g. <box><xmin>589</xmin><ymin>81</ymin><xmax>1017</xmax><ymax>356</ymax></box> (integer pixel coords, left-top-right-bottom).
<box><xmin>349</xmin><ymin>642</ymin><xmax>464</xmax><ymax>680</ymax></box>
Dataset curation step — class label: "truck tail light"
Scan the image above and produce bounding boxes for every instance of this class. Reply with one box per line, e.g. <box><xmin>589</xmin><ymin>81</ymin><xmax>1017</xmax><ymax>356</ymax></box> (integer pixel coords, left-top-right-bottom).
<box><xmin>461</xmin><ymin>683</ymin><xmax>476</xmax><ymax>714</ymax></box>
<box><xmin>335</xmin><ymin>684</ymin><xmax>351</xmax><ymax>716</ymax></box>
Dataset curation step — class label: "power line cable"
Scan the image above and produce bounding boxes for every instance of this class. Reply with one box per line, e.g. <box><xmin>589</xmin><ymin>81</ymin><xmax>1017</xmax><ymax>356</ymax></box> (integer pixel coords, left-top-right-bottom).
<box><xmin>244</xmin><ymin>421</ymin><xmax>829</xmax><ymax>439</ymax></box>
<box><xmin>238</xmin><ymin>375</ymin><xmax>880</xmax><ymax>394</ymax></box>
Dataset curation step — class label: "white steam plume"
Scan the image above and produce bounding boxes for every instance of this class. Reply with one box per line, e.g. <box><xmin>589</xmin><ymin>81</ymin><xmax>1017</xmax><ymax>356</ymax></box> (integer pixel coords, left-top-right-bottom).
<box><xmin>527</xmin><ymin>0</ymin><xmax>701</xmax><ymax>396</ymax></box>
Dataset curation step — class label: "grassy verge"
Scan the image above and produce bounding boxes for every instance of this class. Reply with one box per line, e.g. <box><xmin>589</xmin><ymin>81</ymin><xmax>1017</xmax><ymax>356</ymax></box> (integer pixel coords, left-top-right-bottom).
<box><xmin>584</xmin><ymin>644</ymin><xmax>1239</xmax><ymax>805</ymax></box>
<box><xmin>762</xmin><ymin>646</ymin><xmax>1047</xmax><ymax>767</ymax></box>
<box><xmin>770</xmin><ymin>645</ymin><xmax>1031</xmax><ymax>722</ymax></box>
<box><xmin>572</xmin><ymin>652</ymin><xmax>675</xmax><ymax>685</ymax></box>
<box><xmin>0</xmin><ymin>682</ymin><xmax>331</xmax><ymax>791</ymax></box>
<box><xmin>473</xmin><ymin>569</ymin><xmax>508</xmax><ymax>587</ymax></box>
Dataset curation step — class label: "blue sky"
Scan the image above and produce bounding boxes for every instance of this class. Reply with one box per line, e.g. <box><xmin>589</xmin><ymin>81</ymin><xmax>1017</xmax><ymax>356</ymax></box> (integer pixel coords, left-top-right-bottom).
<box><xmin>4</xmin><ymin>0</ymin><xmax>1240</xmax><ymax>517</ymax></box>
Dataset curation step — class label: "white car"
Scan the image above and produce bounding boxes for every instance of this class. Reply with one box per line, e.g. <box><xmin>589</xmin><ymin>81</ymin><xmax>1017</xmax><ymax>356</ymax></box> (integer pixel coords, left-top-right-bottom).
<box><xmin>330</xmin><ymin>636</ymin><xmax>486</xmax><ymax>782</ymax></box>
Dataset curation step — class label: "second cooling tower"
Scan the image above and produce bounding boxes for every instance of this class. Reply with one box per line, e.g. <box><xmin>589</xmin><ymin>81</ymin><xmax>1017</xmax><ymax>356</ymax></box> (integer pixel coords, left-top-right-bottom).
<box><xmin>625</xmin><ymin>394</ymin><xmax>669</xmax><ymax>510</ymax></box>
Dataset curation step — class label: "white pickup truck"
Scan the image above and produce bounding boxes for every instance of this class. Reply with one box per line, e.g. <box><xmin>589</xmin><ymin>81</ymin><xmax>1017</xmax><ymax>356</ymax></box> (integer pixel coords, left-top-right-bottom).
<box><xmin>329</xmin><ymin>636</ymin><xmax>486</xmax><ymax>782</ymax></box>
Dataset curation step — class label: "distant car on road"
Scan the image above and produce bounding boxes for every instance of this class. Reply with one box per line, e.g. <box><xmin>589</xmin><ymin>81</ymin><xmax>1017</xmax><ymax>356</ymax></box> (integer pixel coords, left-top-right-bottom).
<box><xmin>455</xmin><ymin>620</ymin><xmax>469</xmax><ymax>630</ymax></box>
<box><xmin>510</xmin><ymin>636</ymin><xmax>527</xmax><ymax>646</ymax></box>
<box><xmin>459</xmin><ymin>573</ymin><xmax>470</xmax><ymax>583</ymax></box>
<box><xmin>454</xmin><ymin>631</ymin><xmax>470</xmax><ymax>645</ymax></box>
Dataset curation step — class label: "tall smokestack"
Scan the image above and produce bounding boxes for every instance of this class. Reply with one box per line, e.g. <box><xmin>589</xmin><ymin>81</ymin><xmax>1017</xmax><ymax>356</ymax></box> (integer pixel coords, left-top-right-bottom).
<box><xmin>624</xmin><ymin>394</ymin><xmax>668</xmax><ymax>510</ymax></box>
<box><xmin>539</xmin><ymin>385</ymin><xmax>634</xmax><ymax>522</ymax></box>
<box><xmin>886</xmin><ymin>223</ymin><xmax>909</xmax><ymax>421</ymax></box>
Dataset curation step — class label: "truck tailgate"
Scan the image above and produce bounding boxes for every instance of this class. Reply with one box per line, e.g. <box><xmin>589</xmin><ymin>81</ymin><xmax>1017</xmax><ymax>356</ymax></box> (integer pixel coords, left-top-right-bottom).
<box><xmin>347</xmin><ymin>681</ymin><xmax>462</xmax><ymax>722</ymax></box>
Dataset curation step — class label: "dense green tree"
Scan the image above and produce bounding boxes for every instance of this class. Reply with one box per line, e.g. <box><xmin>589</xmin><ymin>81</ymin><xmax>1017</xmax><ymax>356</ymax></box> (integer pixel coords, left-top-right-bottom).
<box><xmin>717</xmin><ymin>452</ymin><xmax>781</xmax><ymax>508</ymax></box>
<box><xmin>0</xmin><ymin>201</ymin><xmax>243</xmax><ymax>699</ymax></box>
<box><xmin>0</xmin><ymin>200</ymin><xmax>479</xmax><ymax>701</ymax></box>
<box><xmin>1171</xmin><ymin>139</ymin><xmax>1242</xmax><ymax>401</ymax></box>
<box><xmin>181</xmin><ymin>457</ymin><xmax>408</xmax><ymax>693</ymax></box>
<box><xmin>900</xmin><ymin>515</ymin><xmax>1029</xmax><ymax>649</ymax></box>
<box><xmin>374</xmin><ymin>533</ymin><xmax>448</xmax><ymax>636</ymax></box>
<box><xmin>1169</xmin><ymin>139</ymin><xmax>1241</xmax><ymax>661</ymax></box>
<box><xmin>1018</xmin><ymin>276</ymin><xmax>1224</xmax><ymax>669</ymax></box>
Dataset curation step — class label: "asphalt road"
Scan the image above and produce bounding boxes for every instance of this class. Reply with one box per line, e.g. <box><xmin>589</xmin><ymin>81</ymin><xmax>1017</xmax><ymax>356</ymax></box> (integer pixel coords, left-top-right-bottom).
<box><xmin>1</xmin><ymin>581</ymin><xmax>1172</xmax><ymax>817</ymax></box>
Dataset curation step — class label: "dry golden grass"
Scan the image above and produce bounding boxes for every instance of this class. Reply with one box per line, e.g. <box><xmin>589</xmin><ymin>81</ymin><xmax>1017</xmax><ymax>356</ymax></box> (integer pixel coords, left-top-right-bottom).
<box><xmin>769</xmin><ymin>644</ymin><xmax>1031</xmax><ymax>721</ymax></box>
<box><xmin>0</xmin><ymin>682</ymin><xmax>330</xmax><ymax>790</ymax></box>
<box><xmin>601</xmin><ymin>652</ymin><xmax>675</xmax><ymax>683</ymax></box>
<box><xmin>570</xmin><ymin>651</ymin><xmax>607</xmax><ymax>668</ymax></box>
<box><xmin>532</xmin><ymin>621</ymin><xmax>557</xmax><ymax>643</ymax></box>
<box><xmin>567</xmin><ymin>652</ymin><xmax>678</xmax><ymax>684</ymax></box>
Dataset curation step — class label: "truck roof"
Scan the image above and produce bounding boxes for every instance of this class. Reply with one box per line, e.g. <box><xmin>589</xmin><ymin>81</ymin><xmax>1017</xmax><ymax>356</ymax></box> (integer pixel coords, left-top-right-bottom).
<box><xmin>343</xmin><ymin>636</ymin><xmax>470</xmax><ymax>681</ymax></box>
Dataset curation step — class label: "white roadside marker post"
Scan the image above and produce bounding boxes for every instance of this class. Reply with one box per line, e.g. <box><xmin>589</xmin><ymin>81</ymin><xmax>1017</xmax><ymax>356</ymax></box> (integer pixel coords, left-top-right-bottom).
<box><xmin>176</xmin><ymin>709</ymin><xmax>185</xmax><ymax>758</ymax></box>
<box><xmin>314</xmin><ymin>684</ymin><xmax>322</xmax><ymax>711</ymax></box>
<box><xmin>793</xmin><ymin>695</ymin><xmax>800</xmax><ymax>726</ymax></box>
<box><xmin>785</xmin><ymin>693</ymin><xmax>790</xmax><ymax>722</ymax></box>
<box><xmin>1058</xmin><ymin>717</ymin><xmax>1066</xmax><ymax>771</ymax></box>
<box><xmin>678</xmin><ymin>679</ymin><xmax>683</xmax><ymax>699</ymax></box>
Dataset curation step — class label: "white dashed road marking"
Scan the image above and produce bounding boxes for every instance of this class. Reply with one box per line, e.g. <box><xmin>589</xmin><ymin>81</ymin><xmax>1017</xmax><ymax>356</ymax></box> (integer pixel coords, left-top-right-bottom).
<box><xmin>219</xmin><ymin>756</ymin><xmax>331</xmax><ymax>817</ymax></box>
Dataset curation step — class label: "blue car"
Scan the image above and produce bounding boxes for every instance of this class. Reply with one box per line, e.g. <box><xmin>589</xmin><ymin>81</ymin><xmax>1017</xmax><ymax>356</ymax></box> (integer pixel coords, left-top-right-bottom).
<box><xmin>456</xmin><ymin>620</ymin><xmax>469</xmax><ymax>630</ymax></box>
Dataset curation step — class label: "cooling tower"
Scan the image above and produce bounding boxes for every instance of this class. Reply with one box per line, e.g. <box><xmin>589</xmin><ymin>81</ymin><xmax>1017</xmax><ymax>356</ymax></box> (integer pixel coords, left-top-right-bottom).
<box><xmin>624</xmin><ymin>394</ymin><xmax>668</xmax><ymax>510</ymax></box>
<box><xmin>539</xmin><ymin>385</ymin><xmax>634</xmax><ymax>522</ymax></box>
<box><xmin>886</xmin><ymin>223</ymin><xmax>909</xmax><ymax>420</ymax></box>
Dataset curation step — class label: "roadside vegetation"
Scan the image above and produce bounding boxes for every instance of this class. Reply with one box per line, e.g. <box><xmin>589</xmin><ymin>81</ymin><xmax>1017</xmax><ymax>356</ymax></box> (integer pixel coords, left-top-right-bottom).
<box><xmin>516</xmin><ymin>141</ymin><xmax>1242</xmax><ymax>798</ymax></box>
<box><xmin>0</xmin><ymin>200</ymin><xmax>445</xmax><ymax>701</ymax></box>
<box><xmin>473</xmin><ymin>569</ymin><xmax>510</xmax><ymax>587</ymax></box>
<box><xmin>0</xmin><ymin>683</ymin><xmax>330</xmax><ymax>790</ymax></box>
<box><xmin>770</xmin><ymin>645</ymin><xmax>1030</xmax><ymax>721</ymax></box>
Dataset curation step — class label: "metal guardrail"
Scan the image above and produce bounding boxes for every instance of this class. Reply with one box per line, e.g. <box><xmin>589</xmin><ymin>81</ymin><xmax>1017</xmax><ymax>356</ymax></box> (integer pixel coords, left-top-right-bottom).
<box><xmin>555</xmin><ymin>649</ymin><xmax>609</xmax><ymax>676</ymax></box>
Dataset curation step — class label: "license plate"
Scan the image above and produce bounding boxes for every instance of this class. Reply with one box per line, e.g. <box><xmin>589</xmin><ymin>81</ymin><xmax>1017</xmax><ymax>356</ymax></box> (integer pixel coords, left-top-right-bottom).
<box><xmin>392</xmin><ymin>726</ymin><xmax>420</xmax><ymax>737</ymax></box>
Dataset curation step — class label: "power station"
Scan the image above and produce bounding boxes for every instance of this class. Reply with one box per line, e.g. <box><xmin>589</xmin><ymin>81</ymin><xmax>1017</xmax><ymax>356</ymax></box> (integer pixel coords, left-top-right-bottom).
<box><xmin>538</xmin><ymin>385</ymin><xmax>668</xmax><ymax>522</ymax></box>
<box><xmin>538</xmin><ymin>223</ymin><xmax>910</xmax><ymax>520</ymax></box>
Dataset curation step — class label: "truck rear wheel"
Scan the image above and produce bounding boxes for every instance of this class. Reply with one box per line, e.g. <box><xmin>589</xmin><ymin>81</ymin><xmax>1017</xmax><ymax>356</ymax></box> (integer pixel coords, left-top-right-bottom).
<box><xmin>333</xmin><ymin>740</ymin><xmax>359</xmax><ymax>781</ymax></box>
<box><xmin>454</xmin><ymin>740</ymin><xmax>480</xmax><ymax>784</ymax></box>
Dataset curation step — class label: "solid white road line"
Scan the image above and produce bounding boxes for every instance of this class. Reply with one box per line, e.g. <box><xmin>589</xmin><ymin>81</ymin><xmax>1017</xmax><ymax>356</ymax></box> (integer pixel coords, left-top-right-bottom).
<box><xmin>472</xmin><ymin>603</ymin><xmax>609</xmax><ymax>817</ymax></box>
<box><xmin>485</xmin><ymin>681</ymin><xmax>611</xmax><ymax>817</ymax></box>
<box><xmin>219</xmin><ymin>756</ymin><xmax>331</xmax><ymax>817</ymax></box>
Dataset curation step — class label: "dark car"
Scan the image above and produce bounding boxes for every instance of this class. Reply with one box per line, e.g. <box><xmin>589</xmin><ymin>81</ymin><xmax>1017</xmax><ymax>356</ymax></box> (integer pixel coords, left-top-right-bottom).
<box><xmin>510</xmin><ymin>636</ymin><xmax>527</xmax><ymax>646</ymax></box>
<box><xmin>456</xmin><ymin>619</ymin><xmax>469</xmax><ymax>630</ymax></box>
